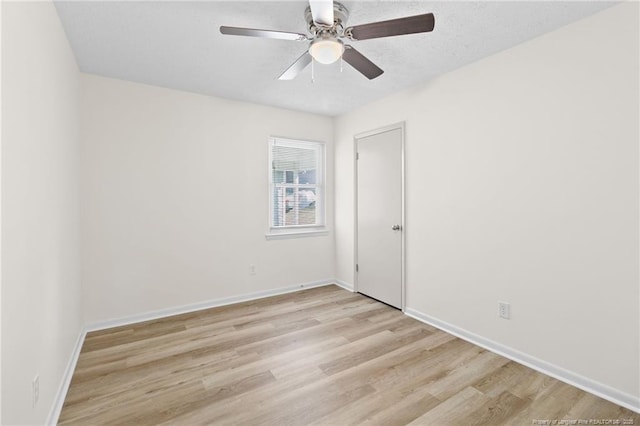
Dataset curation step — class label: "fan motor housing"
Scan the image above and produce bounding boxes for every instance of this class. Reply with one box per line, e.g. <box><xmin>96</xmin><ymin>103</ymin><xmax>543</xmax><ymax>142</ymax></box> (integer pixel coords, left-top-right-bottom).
<box><xmin>304</xmin><ymin>2</ymin><xmax>349</xmax><ymax>32</ymax></box>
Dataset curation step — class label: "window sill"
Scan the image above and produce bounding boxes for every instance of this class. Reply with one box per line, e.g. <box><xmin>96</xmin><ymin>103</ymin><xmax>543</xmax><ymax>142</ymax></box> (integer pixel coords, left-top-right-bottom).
<box><xmin>265</xmin><ymin>228</ymin><xmax>329</xmax><ymax>240</ymax></box>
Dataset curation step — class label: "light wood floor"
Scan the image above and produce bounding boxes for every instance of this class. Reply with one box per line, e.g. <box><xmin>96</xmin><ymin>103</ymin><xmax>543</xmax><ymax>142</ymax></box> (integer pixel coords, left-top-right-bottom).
<box><xmin>59</xmin><ymin>285</ymin><xmax>639</xmax><ymax>425</ymax></box>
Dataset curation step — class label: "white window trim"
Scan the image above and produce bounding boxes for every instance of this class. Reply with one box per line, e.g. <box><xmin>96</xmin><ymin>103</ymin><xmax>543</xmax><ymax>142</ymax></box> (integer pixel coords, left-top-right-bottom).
<box><xmin>267</xmin><ymin>136</ymin><xmax>327</xmax><ymax>239</ymax></box>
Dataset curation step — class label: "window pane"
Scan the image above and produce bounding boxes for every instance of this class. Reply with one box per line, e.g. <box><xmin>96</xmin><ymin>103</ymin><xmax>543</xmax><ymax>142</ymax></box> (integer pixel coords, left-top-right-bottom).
<box><xmin>298</xmin><ymin>169</ymin><xmax>316</xmax><ymax>184</ymax></box>
<box><xmin>284</xmin><ymin>188</ymin><xmax>316</xmax><ymax>226</ymax></box>
<box><xmin>285</xmin><ymin>187</ymin><xmax>295</xmax><ymax>214</ymax></box>
<box><xmin>272</xmin><ymin>186</ymin><xmax>285</xmax><ymax>226</ymax></box>
<box><xmin>285</xmin><ymin>171</ymin><xmax>294</xmax><ymax>184</ymax></box>
<box><xmin>272</xmin><ymin>145</ymin><xmax>317</xmax><ymax>185</ymax></box>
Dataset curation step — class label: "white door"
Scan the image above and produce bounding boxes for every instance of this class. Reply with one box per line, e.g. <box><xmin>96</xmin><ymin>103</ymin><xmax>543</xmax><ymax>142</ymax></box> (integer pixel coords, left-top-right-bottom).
<box><xmin>356</xmin><ymin>125</ymin><xmax>404</xmax><ymax>309</ymax></box>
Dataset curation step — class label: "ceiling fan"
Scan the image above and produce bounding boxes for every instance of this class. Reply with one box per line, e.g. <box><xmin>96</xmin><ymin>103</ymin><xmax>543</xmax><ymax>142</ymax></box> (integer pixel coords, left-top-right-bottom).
<box><xmin>220</xmin><ymin>1</ymin><xmax>435</xmax><ymax>80</ymax></box>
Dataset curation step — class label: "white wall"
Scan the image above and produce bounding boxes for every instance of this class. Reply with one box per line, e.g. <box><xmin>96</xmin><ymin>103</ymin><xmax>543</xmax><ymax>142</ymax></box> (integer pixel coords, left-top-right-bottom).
<box><xmin>335</xmin><ymin>2</ymin><xmax>638</xmax><ymax>405</ymax></box>
<box><xmin>80</xmin><ymin>74</ymin><xmax>334</xmax><ymax>324</ymax></box>
<box><xmin>1</xmin><ymin>2</ymin><xmax>82</xmax><ymax>424</ymax></box>
<box><xmin>0</xmin><ymin>1</ymin><xmax>4</xmax><ymax>422</ymax></box>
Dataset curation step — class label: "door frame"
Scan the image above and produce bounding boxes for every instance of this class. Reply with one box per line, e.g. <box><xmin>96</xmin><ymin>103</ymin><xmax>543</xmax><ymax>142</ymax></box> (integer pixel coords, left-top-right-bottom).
<box><xmin>353</xmin><ymin>121</ymin><xmax>406</xmax><ymax>311</ymax></box>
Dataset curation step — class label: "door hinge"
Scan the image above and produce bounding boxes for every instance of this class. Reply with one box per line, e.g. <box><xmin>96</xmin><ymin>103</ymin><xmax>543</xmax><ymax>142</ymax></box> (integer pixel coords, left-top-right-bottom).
<box><xmin>356</xmin><ymin>263</ymin><xmax>359</xmax><ymax>272</ymax></box>
<box><xmin>356</xmin><ymin>152</ymin><xmax>359</xmax><ymax>160</ymax></box>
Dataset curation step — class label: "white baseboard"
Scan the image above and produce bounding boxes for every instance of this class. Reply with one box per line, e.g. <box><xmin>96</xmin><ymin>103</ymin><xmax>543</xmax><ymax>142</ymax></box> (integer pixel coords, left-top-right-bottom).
<box><xmin>85</xmin><ymin>279</ymin><xmax>337</xmax><ymax>332</ymax></box>
<box><xmin>47</xmin><ymin>327</ymin><xmax>86</xmax><ymax>425</ymax></box>
<box><xmin>334</xmin><ymin>279</ymin><xmax>354</xmax><ymax>292</ymax></box>
<box><xmin>404</xmin><ymin>308</ymin><xmax>640</xmax><ymax>414</ymax></box>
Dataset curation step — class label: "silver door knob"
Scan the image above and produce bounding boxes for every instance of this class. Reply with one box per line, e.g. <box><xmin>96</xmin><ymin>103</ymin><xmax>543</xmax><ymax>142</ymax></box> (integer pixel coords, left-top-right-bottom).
<box><xmin>392</xmin><ymin>224</ymin><xmax>401</xmax><ymax>231</ymax></box>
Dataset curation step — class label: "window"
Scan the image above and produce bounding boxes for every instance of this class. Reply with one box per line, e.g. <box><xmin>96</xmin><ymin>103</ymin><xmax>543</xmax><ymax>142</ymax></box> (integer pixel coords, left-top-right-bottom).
<box><xmin>268</xmin><ymin>137</ymin><xmax>326</xmax><ymax>238</ymax></box>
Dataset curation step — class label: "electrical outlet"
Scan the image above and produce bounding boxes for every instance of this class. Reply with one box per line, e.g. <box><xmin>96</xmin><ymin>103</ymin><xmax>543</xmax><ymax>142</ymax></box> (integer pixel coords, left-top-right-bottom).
<box><xmin>249</xmin><ymin>264</ymin><xmax>256</xmax><ymax>275</ymax></box>
<box><xmin>32</xmin><ymin>375</ymin><xmax>39</xmax><ymax>408</ymax></box>
<box><xmin>498</xmin><ymin>302</ymin><xmax>510</xmax><ymax>319</ymax></box>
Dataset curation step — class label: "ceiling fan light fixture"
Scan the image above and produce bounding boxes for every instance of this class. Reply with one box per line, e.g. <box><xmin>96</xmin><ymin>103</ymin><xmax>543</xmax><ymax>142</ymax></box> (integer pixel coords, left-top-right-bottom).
<box><xmin>309</xmin><ymin>37</ymin><xmax>344</xmax><ymax>64</ymax></box>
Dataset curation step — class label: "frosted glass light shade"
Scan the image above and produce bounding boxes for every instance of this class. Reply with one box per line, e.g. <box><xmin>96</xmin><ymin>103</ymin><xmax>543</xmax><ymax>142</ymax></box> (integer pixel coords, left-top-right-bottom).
<box><xmin>309</xmin><ymin>38</ymin><xmax>344</xmax><ymax>64</ymax></box>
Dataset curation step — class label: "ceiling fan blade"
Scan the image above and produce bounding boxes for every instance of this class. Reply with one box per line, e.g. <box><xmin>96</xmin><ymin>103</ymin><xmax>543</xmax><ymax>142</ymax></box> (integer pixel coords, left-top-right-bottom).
<box><xmin>342</xmin><ymin>45</ymin><xmax>383</xmax><ymax>80</ymax></box>
<box><xmin>220</xmin><ymin>26</ymin><xmax>308</xmax><ymax>41</ymax></box>
<box><xmin>278</xmin><ymin>51</ymin><xmax>313</xmax><ymax>80</ymax></box>
<box><xmin>309</xmin><ymin>0</ymin><xmax>334</xmax><ymax>26</ymax></box>
<box><xmin>347</xmin><ymin>13</ymin><xmax>435</xmax><ymax>40</ymax></box>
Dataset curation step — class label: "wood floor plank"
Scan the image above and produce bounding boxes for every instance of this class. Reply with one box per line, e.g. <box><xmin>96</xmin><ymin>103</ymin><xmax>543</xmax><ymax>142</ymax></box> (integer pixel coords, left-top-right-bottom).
<box><xmin>504</xmin><ymin>381</ymin><xmax>587</xmax><ymax>425</ymax></box>
<box><xmin>463</xmin><ymin>390</ymin><xmax>530</xmax><ymax>426</ymax></box>
<box><xmin>424</xmin><ymin>349</ymin><xmax>512</xmax><ymax>400</ymax></box>
<box><xmin>406</xmin><ymin>386</ymin><xmax>491</xmax><ymax>425</ymax></box>
<box><xmin>59</xmin><ymin>285</ymin><xmax>640</xmax><ymax>425</ymax></box>
<box><xmin>159</xmin><ymin>364</ymin><xmax>330</xmax><ymax>425</ymax></box>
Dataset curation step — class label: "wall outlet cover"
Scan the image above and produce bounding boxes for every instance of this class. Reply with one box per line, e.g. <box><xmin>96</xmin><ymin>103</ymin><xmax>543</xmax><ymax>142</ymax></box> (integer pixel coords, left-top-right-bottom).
<box><xmin>498</xmin><ymin>302</ymin><xmax>511</xmax><ymax>319</ymax></box>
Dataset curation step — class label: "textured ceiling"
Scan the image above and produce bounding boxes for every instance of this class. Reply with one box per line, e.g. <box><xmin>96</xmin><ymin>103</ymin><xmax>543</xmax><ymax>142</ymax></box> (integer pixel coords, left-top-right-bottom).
<box><xmin>54</xmin><ymin>1</ymin><xmax>616</xmax><ymax>116</ymax></box>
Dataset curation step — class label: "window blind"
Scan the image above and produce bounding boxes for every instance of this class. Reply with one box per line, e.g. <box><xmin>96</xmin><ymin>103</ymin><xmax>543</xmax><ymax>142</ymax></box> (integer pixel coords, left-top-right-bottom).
<box><xmin>270</xmin><ymin>138</ymin><xmax>324</xmax><ymax>229</ymax></box>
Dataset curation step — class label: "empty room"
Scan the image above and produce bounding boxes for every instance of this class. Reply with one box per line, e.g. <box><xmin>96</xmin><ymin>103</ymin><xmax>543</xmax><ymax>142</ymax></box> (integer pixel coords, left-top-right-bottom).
<box><xmin>1</xmin><ymin>0</ymin><xmax>639</xmax><ymax>424</ymax></box>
